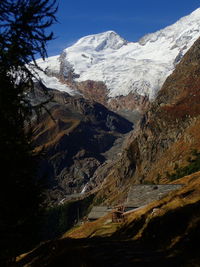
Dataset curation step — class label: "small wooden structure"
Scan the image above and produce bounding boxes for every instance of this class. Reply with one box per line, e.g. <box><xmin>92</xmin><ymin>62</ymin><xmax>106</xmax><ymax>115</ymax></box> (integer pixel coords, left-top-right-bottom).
<box><xmin>87</xmin><ymin>184</ymin><xmax>183</xmax><ymax>222</ymax></box>
<box><xmin>112</xmin><ymin>205</ymin><xmax>125</xmax><ymax>223</ymax></box>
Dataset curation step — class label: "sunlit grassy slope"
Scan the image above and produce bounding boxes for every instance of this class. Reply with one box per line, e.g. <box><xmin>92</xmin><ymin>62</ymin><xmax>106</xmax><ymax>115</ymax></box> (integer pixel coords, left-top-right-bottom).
<box><xmin>17</xmin><ymin>171</ymin><xmax>200</xmax><ymax>266</ymax></box>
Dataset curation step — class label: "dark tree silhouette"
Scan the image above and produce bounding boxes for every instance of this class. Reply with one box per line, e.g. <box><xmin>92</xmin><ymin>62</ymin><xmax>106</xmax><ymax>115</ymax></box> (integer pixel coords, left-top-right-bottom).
<box><xmin>0</xmin><ymin>0</ymin><xmax>57</xmax><ymax>264</ymax></box>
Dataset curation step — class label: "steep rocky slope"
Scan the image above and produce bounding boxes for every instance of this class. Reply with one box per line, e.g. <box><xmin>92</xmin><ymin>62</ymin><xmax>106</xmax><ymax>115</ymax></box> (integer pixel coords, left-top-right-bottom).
<box><xmin>31</xmin><ymin>86</ymin><xmax>133</xmax><ymax>205</ymax></box>
<box><xmin>90</xmin><ymin>35</ymin><xmax>200</xmax><ymax>205</ymax></box>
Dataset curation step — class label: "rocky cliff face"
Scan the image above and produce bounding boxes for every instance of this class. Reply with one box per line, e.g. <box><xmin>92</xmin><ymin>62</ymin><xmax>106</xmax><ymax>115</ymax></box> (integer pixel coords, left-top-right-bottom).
<box><xmin>31</xmin><ymin>86</ymin><xmax>133</xmax><ymax>204</ymax></box>
<box><xmin>92</xmin><ymin>36</ymin><xmax>200</xmax><ymax>204</ymax></box>
<box><xmin>134</xmin><ymin>36</ymin><xmax>200</xmax><ymax>182</ymax></box>
<box><xmin>68</xmin><ymin>80</ymin><xmax>150</xmax><ymax>114</ymax></box>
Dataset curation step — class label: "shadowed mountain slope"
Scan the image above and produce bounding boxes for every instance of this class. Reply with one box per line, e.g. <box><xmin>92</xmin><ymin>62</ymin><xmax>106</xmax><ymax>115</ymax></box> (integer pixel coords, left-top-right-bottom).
<box><xmin>31</xmin><ymin>87</ymin><xmax>133</xmax><ymax>205</ymax></box>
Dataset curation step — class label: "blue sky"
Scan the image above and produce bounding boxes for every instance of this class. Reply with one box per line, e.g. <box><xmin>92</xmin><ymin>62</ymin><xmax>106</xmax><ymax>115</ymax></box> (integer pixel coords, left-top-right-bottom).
<box><xmin>47</xmin><ymin>0</ymin><xmax>200</xmax><ymax>56</ymax></box>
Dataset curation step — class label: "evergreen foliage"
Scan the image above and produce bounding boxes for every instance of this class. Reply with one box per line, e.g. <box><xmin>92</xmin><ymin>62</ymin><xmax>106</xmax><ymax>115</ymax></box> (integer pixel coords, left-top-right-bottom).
<box><xmin>0</xmin><ymin>0</ymin><xmax>57</xmax><ymax>263</ymax></box>
<box><xmin>39</xmin><ymin>195</ymin><xmax>95</xmax><ymax>241</ymax></box>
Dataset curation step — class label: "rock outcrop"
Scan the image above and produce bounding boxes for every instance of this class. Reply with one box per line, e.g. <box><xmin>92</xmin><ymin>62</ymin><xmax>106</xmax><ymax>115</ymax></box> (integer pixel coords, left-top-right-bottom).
<box><xmin>31</xmin><ymin>87</ymin><xmax>133</xmax><ymax>204</ymax></box>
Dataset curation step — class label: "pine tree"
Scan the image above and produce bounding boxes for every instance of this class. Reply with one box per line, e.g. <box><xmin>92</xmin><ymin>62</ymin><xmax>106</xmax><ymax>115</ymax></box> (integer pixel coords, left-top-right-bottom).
<box><xmin>0</xmin><ymin>0</ymin><xmax>57</xmax><ymax>263</ymax></box>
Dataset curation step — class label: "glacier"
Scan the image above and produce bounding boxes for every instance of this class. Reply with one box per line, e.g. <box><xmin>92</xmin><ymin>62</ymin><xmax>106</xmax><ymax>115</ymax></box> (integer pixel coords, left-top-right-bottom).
<box><xmin>37</xmin><ymin>8</ymin><xmax>200</xmax><ymax>100</ymax></box>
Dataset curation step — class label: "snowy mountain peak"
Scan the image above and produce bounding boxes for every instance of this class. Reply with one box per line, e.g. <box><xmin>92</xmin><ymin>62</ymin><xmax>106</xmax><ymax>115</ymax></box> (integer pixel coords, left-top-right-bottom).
<box><xmin>37</xmin><ymin>8</ymin><xmax>200</xmax><ymax>101</ymax></box>
<box><xmin>186</xmin><ymin>7</ymin><xmax>200</xmax><ymax>19</ymax></box>
<box><xmin>139</xmin><ymin>8</ymin><xmax>200</xmax><ymax>47</ymax></box>
<box><xmin>66</xmin><ymin>30</ymin><xmax>128</xmax><ymax>52</ymax></box>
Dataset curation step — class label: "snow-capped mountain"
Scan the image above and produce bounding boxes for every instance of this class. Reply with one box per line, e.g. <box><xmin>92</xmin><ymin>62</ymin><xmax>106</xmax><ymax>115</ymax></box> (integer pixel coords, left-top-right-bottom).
<box><xmin>37</xmin><ymin>8</ymin><xmax>200</xmax><ymax>101</ymax></box>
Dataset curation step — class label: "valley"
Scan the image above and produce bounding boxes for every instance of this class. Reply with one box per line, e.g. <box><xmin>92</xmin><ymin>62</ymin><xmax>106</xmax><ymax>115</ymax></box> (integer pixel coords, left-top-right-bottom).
<box><xmin>10</xmin><ymin>7</ymin><xmax>200</xmax><ymax>266</ymax></box>
<box><xmin>31</xmin><ymin>86</ymin><xmax>133</xmax><ymax>205</ymax></box>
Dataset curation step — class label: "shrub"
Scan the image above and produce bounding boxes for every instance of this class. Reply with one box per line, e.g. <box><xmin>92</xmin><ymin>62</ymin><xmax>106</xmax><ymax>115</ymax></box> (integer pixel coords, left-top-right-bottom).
<box><xmin>168</xmin><ymin>151</ymin><xmax>200</xmax><ymax>181</ymax></box>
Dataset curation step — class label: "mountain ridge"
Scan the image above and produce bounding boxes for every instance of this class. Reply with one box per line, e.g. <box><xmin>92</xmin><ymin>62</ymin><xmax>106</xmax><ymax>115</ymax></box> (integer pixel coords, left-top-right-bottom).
<box><xmin>36</xmin><ymin>7</ymin><xmax>200</xmax><ymax>109</ymax></box>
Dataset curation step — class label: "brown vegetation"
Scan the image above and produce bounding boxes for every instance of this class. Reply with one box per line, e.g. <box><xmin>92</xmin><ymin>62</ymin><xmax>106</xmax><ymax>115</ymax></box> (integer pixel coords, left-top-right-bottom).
<box><xmin>16</xmin><ymin>172</ymin><xmax>200</xmax><ymax>266</ymax></box>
